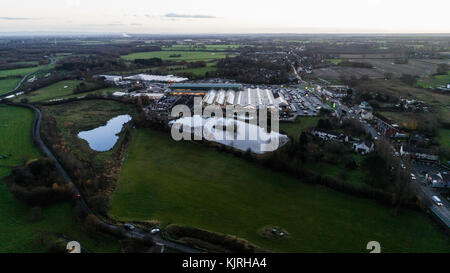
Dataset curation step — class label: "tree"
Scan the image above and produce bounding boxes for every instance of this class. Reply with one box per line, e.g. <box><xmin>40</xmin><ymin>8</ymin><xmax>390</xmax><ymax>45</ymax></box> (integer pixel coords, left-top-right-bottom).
<box><xmin>84</xmin><ymin>214</ymin><xmax>101</xmax><ymax>232</ymax></box>
<box><xmin>436</xmin><ymin>63</ymin><xmax>449</xmax><ymax>75</ymax></box>
<box><xmin>384</xmin><ymin>72</ymin><xmax>393</xmax><ymax>80</ymax></box>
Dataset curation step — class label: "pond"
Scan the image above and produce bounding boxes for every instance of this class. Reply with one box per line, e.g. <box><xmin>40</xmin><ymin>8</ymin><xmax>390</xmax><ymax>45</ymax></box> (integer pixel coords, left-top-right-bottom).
<box><xmin>78</xmin><ymin>115</ymin><xmax>132</xmax><ymax>152</ymax></box>
<box><xmin>170</xmin><ymin>115</ymin><xmax>288</xmax><ymax>154</ymax></box>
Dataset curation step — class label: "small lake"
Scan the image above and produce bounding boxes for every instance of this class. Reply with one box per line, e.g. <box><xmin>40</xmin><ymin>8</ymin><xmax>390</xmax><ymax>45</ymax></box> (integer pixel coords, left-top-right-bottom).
<box><xmin>78</xmin><ymin>115</ymin><xmax>132</xmax><ymax>152</ymax></box>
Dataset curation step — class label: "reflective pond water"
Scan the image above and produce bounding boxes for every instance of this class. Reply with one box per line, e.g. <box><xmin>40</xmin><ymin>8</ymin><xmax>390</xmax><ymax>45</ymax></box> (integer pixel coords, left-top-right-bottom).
<box><xmin>78</xmin><ymin>115</ymin><xmax>132</xmax><ymax>152</ymax></box>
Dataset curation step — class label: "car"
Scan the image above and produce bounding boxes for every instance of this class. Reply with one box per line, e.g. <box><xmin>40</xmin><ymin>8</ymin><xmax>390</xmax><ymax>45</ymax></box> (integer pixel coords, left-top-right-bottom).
<box><xmin>151</xmin><ymin>228</ymin><xmax>161</xmax><ymax>235</ymax></box>
<box><xmin>432</xmin><ymin>196</ymin><xmax>443</xmax><ymax>207</ymax></box>
<box><xmin>123</xmin><ymin>223</ymin><xmax>136</xmax><ymax>231</ymax></box>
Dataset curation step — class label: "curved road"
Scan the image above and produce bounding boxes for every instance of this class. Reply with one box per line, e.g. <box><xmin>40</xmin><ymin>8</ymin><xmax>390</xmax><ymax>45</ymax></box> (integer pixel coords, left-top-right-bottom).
<box><xmin>10</xmin><ymin>103</ymin><xmax>203</xmax><ymax>253</ymax></box>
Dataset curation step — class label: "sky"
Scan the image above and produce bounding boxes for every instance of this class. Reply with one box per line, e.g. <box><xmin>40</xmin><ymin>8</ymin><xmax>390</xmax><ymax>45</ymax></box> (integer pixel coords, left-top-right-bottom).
<box><xmin>1</xmin><ymin>0</ymin><xmax>449</xmax><ymax>34</ymax></box>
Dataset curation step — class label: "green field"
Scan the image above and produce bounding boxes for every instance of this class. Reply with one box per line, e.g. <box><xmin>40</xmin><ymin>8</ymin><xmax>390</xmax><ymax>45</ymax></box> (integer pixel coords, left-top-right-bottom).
<box><xmin>110</xmin><ymin>129</ymin><xmax>449</xmax><ymax>253</ymax></box>
<box><xmin>438</xmin><ymin>128</ymin><xmax>450</xmax><ymax>150</ymax></box>
<box><xmin>280</xmin><ymin>117</ymin><xmax>320</xmax><ymax>139</ymax></box>
<box><xmin>166</xmin><ymin>62</ymin><xmax>218</xmax><ymax>76</ymax></box>
<box><xmin>121</xmin><ymin>51</ymin><xmax>232</xmax><ymax>62</ymax></box>
<box><xmin>326</xmin><ymin>59</ymin><xmax>343</xmax><ymax>65</ymax></box>
<box><xmin>18</xmin><ymin>80</ymin><xmax>82</xmax><ymax>102</ymax></box>
<box><xmin>0</xmin><ymin>77</ymin><xmax>21</xmax><ymax>95</ymax></box>
<box><xmin>162</xmin><ymin>44</ymin><xmax>240</xmax><ymax>51</ymax></box>
<box><xmin>0</xmin><ymin>105</ymin><xmax>120</xmax><ymax>253</ymax></box>
<box><xmin>416</xmin><ymin>72</ymin><xmax>450</xmax><ymax>89</ymax></box>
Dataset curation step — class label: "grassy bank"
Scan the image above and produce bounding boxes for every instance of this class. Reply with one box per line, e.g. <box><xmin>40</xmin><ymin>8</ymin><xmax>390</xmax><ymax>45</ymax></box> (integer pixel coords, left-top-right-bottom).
<box><xmin>0</xmin><ymin>105</ymin><xmax>120</xmax><ymax>253</ymax></box>
<box><xmin>110</xmin><ymin>129</ymin><xmax>449</xmax><ymax>253</ymax></box>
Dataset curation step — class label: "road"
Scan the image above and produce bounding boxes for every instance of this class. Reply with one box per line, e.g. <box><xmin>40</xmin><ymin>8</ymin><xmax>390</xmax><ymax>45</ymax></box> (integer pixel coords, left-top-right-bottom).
<box><xmin>331</xmin><ymin>93</ymin><xmax>449</xmax><ymax>229</ymax></box>
<box><xmin>11</xmin><ymin>103</ymin><xmax>204</xmax><ymax>253</ymax></box>
<box><xmin>412</xmin><ymin>162</ymin><xmax>450</xmax><ymax>229</ymax></box>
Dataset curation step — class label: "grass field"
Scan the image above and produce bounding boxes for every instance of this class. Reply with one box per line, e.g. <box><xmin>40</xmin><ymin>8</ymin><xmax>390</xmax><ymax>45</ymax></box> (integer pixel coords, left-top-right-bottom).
<box><xmin>280</xmin><ymin>117</ymin><xmax>320</xmax><ymax>139</ymax></box>
<box><xmin>0</xmin><ymin>105</ymin><xmax>120</xmax><ymax>253</ymax></box>
<box><xmin>438</xmin><ymin>128</ymin><xmax>450</xmax><ymax>150</ymax></box>
<box><xmin>18</xmin><ymin>80</ymin><xmax>82</xmax><ymax>102</ymax></box>
<box><xmin>110</xmin><ymin>129</ymin><xmax>449</xmax><ymax>253</ymax></box>
<box><xmin>0</xmin><ymin>77</ymin><xmax>21</xmax><ymax>95</ymax></box>
<box><xmin>416</xmin><ymin>72</ymin><xmax>450</xmax><ymax>88</ymax></box>
<box><xmin>326</xmin><ymin>59</ymin><xmax>343</xmax><ymax>65</ymax></box>
<box><xmin>121</xmin><ymin>51</ymin><xmax>232</xmax><ymax>62</ymax></box>
<box><xmin>162</xmin><ymin>44</ymin><xmax>240</xmax><ymax>51</ymax></box>
<box><xmin>166</xmin><ymin>62</ymin><xmax>218</xmax><ymax>76</ymax></box>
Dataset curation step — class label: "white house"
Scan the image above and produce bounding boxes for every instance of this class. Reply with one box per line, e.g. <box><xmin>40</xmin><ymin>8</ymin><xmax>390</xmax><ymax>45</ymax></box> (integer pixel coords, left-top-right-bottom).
<box><xmin>353</xmin><ymin>141</ymin><xmax>374</xmax><ymax>155</ymax></box>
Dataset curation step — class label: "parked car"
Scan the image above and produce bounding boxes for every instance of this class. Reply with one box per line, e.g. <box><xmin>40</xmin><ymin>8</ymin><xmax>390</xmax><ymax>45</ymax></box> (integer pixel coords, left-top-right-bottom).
<box><xmin>124</xmin><ymin>223</ymin><xmax>135</xmax><ymax>231</ymax></box>
<box><xmin>432</xmin><ymin>196</ymin><xmax>443</xmax><ymax>207</ymax></box>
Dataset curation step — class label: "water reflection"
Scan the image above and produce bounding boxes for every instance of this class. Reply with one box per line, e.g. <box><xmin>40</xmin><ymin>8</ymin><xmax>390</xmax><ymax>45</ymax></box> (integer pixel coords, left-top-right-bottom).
<box><xmin>78</xmin><ymin>115</ymin><xmax>132</xmax><ymax>152</ymax></box>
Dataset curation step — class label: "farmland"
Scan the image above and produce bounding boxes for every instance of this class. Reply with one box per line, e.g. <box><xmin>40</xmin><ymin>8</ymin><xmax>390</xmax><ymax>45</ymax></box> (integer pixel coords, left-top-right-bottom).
<box><xmin>121</xmin><ymin>50</ymin><xmax>233</xmax><ymax>62</ymax></box>
<box><xmin>110</xmin><ymin>129</ymin><xmax>450</xmax><ymax>253</ymax></box>
<box><xmin>0</xmin><ymin>105</ymin><xmax>120</xmax><ymax>253</ymax></box>
<box><xmin>313</xmin><ymin>59</ymin><xmax>450</xmax><ymax>79</ymax></box>
<box><xmin>416</xmin><ymin>71</ymin><xmax>450</xmax><ymax>88</ymax></box>
<box><xmin>17</xmin><ymin>80</ymin><xmax>82</xmax><ymax>102</ymax></box>
<box><xmin>0</xmin><ymin>77</ymin><xmax>21</xmax><ymax>95</ymax></box>
<box><xmin>162</xmin><ymin>44</ymin><xmax>240</xmax><ymax>51</ymax></box>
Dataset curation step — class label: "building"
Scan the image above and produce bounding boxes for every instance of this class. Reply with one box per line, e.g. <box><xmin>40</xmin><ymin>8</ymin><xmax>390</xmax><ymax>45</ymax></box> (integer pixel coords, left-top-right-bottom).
<box><xmin>203</xmin><ymin>88</ymin><xmax>279</xmax><ymax>110</ymax></box>
<box><xmin>353</xmin><ymin>141</ymin><xmax>374</xmax><ymax>155</ymax></box>
<box><xmin>400</xmin><ymin>145</ymin><xmax>439</xmax><ymax>161</ymax></box>
<box><xmin>170</xmin><ymin>83</ymin><xmax>243</xmax><ymax>95</ymax></box>
<box><xmin>124</xmin><ymin>74</ymin><xmax>188</xmax><ymax>83</ymax></box>
<box><xmin>375</xmin><ymin>118</ymin><xmax>398</xmax><ymax>137</ymax></box>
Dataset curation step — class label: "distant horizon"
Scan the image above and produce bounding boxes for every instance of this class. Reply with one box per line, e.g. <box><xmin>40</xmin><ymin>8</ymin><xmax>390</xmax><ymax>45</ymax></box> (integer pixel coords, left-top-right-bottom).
<box><xmin>2</xmin><ymin>0</ymin><xmax>450</xmax><ymax>34</ymax></box>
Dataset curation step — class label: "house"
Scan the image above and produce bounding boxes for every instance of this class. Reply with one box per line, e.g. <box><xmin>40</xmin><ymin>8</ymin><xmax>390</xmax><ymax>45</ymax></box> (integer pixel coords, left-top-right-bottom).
<box><xmin>361</xmin><ymin>110</ymin><xmax>373</xmax><ymax>121</ymax></box>
<box><xmin>359</xmin><ymin>101</ymin><xmax>373</xmax><ymax>111</ymax></box>
<box><xmin>353</xmin><ymin>141</ymin><xmax>374</xmax><ymax>155</ymax></box>
<box><xmin>375</xmin><ymin>118</ymin><xmax>398</xmax><ymax>137</ymax></box>
<box><xmin>311</xmin><ymin>129</ymin><xmax>339</xmax><ymax>141</ymax></box>
<box><xmin>400</xmin><ymin>145</ymin><xmax>439</xmax><ymax>161</ymax></box>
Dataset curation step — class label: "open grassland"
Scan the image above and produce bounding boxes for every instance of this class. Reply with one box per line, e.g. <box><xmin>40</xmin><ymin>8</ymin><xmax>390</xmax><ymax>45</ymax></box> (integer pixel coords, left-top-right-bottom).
<box><xmin>110</xmin><ymin>129</ymin><xmax>450</xmax><ymax>253</ymax></box>
<box><xmin>121</xmin><ymin>51</ymin><xmax>232</xmax><ymax>62</ymax></box>
<box><xmin>280</xmin><ymin>117</ymin><xmax>320</xmax><ymax>139</ymax></box>
<box><xmin>0</xmin><ymin>63</ymin><xmax>55</xmax><ymax>78</ymax></box>
<box><xmin>42</xmin><ymin>100</ymin><xmax>136</xmax><ymax>170</ymax></box>
<box><xmin>0</xmin><ymin>77</ymin><xmax>21</xmax><ymax>95</ymax></box>
<box><xmin>417</xmin><ymin>72</ymin><xmax>450</xmax><ymax>88</ymax></box>
<box><xmin>18</xmin><ymin>80</ymin><xmax>82</xmax><ymax>102</ymax></box>
<box><xmin>0</xmin><ymin>105</ymin><xmax>120</xmax><ymax>253</ymax></box>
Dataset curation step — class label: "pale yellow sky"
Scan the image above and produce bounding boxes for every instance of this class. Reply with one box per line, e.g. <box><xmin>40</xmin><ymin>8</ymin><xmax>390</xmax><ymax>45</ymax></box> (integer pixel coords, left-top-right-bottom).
<box><xmin>1</xmin><ymin>0</ymin><xmax>449</xmax><ymax>33</ymax></box>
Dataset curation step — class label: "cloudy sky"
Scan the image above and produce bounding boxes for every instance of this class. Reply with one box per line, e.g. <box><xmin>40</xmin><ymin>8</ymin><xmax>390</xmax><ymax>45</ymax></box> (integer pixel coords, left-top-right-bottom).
<box><xmin>1</xmin><ymin>0</ymin><xmax>449</xmax><ymax>34</ymax></box>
